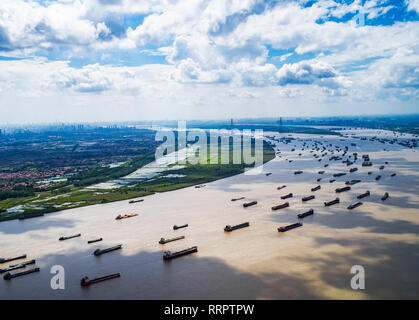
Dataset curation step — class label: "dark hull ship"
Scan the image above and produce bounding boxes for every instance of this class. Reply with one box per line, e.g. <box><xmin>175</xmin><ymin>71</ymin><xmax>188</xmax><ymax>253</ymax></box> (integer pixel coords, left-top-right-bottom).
<box><xmin>357</xmin><ymin>191</ymin><xmax>370</xmax><ymax>199</ymax></box>
<box><xmin>163</xmin><ymin>246</ymin><xmax>198</xmax><ymax>260</ymax></box>
<box><xmin>278</xmin><ymin>222</ymin><xmax>303</xmax><ymax>232</ymax></box>
<box><xmin>302</xmin><ymin>195</ymin><xmax>315</xmax><ymax>202</ymax></box>
<box><xmin>297</xmin><ymin>209</ymin><xmax>314</xmax><ymax>219</ymax></box>
<box><xmin>347</xmin><ymin>202</ymin><xmax>363</xmax><ymax>210</ymax></box>
<box><xmin>93</xmin><ymin>245</ymin><xmax>122</xmax><ymax>256</ymax></box>
<box><xmin>173</xmin><ymin>224</ymin><xmax>188</xmax><ymax>230</ymax></box>
<box><xmin>81</xmin><ymin>273</ymin><xmax>120</xmax><ymax>287</ymax></box>
<box><xmin>59</xmin><ymin>233</ymin><xmax>81</xmax><ymax>241</ymax></box>
<box><xmin>324</xmin><ymin>198</ymin><xmax>340</xmax><ymax>206</ymax></box>
<box><xmin>271</xmin><ymin>202</ymin><xmax>289</xmax><ymax>211</ymax></box>
<box><xmin>243</xmin><ymin>201</ymin><xmax>257</xmax><ymax>208</ymax></box>
<box><xmin>159</xmin><ymin>236</ymin><xmax>185</xmax><ymax>244</ymax></box>
<box><xmin>224</xmin><ymin>222</ymin><xmax>250</xmax><ymax>232</ymax></box>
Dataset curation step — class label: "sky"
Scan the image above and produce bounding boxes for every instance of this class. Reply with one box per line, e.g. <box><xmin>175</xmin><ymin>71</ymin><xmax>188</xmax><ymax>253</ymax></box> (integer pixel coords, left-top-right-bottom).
<box><xmin>0</xmin><ymin>0</ymin><xmax>418</xmax><ymax>124</ymax></box>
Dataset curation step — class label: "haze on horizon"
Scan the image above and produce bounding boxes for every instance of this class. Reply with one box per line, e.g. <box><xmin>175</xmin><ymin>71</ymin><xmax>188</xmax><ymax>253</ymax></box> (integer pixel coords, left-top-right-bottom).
<box><xmin>0</xmin><ymin>0</ymin><xmax>418</xmax><ymax>124</ymax></box>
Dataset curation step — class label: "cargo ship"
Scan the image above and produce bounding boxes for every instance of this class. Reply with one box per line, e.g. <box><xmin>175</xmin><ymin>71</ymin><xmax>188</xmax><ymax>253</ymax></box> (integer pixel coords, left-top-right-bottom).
<box><xmin>349</xmin><ymin>167</ymin><xmax>358</xmax><ymax>173</ymax></box>
<box><xmin>324</xmin><ymin>198</ymin><xmax>340</xmax><ymax>206</ymax></box>
<box><xmin>297</xmin><ymin>209</ymin><xmax>314</xmax><ymax>219</ymax></box>
<box><xmin>59</xmin><ymin>233</ymin><xmax>81</xmax><ymax>241</ymax></box>
<box><xmin>81</xmin><ymin>273</ymin><xmax>120</xmax><ymax>287</ymax></box>
<box><xmin>159</xmin><ymin>236</ymin><xmax>185</xmax><ymax>244</ymax></box>
<box><xmin>302</xmin><ymin>195</ymin><xmax>315</xmax><ymax>202</ymax></box>
<box><xmin>277</xmin><ymin>185</ymin><xmax>286</xmax><ymax>190</ymax></box>
<box><xmin>115</xmin><ymin>213</ymin><xmax>138</xmax><ymax>220</ymax></box>
<box><xmin>280</xmin><ymin>193</ymin><xmax>293</xmax><ymax>200</ymax></box>
<box><xmin>362</xmin><ymin>161</ymin><xmax>372</xmax><ymax>167</ymax></box>
<box><xmin>335</xmin><ymin>186</ymin><xmax>351</xmax><ymax>193</ymax></box>
<box><xmin>0</xmin><ymin>259</ymin><xmax>36</xmax><ymax>274</ymax></box>
<box><xmin>318</xmin><ymin>170</ymin><xmax>325</xmax><ymax>174</ymax></box>
<box><xmin>265</xmin><ymin>172</ymin><xmax>272</xmax><ymax>176</ymax></box>
<box><xmin>333</xmin><ymin>173</ymin><xmax>346</xmax><ymax>177</ymax></box>
<box><xmin>346</xmin><ymin>179</ymin><xmax>361</xmax><ymax>185</ymax></box>
<box><xmin>129</xmin><ymin>199</ymin><xmax>144</xmax><ymax>204</ymax></box>
<box><xmin>173</xmin><ymin>224</ymin><xmax>188</xmax><ymax>230</ymax></box>
<box><xmin>311</xmin><ymin>185</ymin><xmax>321</xmax><ymax>192</ymax></box>
<box><xmin>93</xmin><ymin>245</ymin><xmax>122</xmax><ymax>256</ymax></box>
<box><xmin>278</xmin><ymin>222</ymin><xmax>303</xmax><ymax>232</ymax></box>
<box><xmin>224</xmin><ymin>222</ymin><xmax>250</xmax><ymax>232</ymax></box>
<box><xmin>87</xmin><ymin>238</ymin><xmax>103</xmax><ymax>244</ymax></box>
<box><xmin>347</xmin><ymin>202</ymin><xmax>363</xmax><ymax>210</ymax></box>
<box><xmin>231</xmin><ymin>197</ymin><xmax>245</xmax><ymax>201</ymax></box>
<box><xmin>390</xmin><ymin>173</ymin><xmax>396</xmax><ymax>177</ymax></box>
<box><xmin>375</xmin><ymin>175</ymin><xmax>382</xmax><ymax>181</ymax></box>
<box><xmin>163</xmin><ymin>246</ymin><xmax>198</xmax><ymax>260</ymax></box>
<box><xmin>329</xmin><ymin>179</ymin><xmax>336</xmax><ymax>183</ymax></box>
<box><xmin>357</xmin><ymin>191</ymin><xmax>370</xmax><ymax>199</ymax></box>
<box><xmin>271</xmin><ymin>202</ymin><xmax>290</xmax><ymax>211</ymax></box>
<box><xmin>294</xmin><ymin>170</ymin><xmax>303</xmax><ymax>175</ymax></box>
<box><xmin>243</xmin><ymin>201</ymin><xmax>257</xmax><ymax>208</ymax></box>
<box><xmin>0</xmin><ymin>254</ymin><xmax>27</xmax><ymax>264</ymax></box>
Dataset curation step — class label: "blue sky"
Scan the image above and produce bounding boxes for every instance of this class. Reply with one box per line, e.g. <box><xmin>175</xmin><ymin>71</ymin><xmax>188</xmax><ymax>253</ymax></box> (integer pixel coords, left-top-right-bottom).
<box><xmin>0</xmin><ymin>0</ymin><xmax>418</xmax><ymax>124</ymax></box>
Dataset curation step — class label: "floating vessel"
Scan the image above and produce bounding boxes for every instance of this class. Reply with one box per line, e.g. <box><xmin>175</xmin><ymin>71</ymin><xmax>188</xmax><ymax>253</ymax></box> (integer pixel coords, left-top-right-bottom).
<box><xmin>324</xmin><ymin>198</ymin><xmax>340</xmax><ymax>206</ymax></box>
<box><xmin>0</xmin><ymin>254</ymin><xmax>27</xmax><ymax>264</ymax></box>
<box><xmin>159</xmin><ymin>236</ymin><xmax>185</xmax><ymax>244</ymax></box>
<box><xmin>243</xmin><ymin>201</ymin><xmax>257</xmax><ymax>208</ymax></box>
<box><xmin>349</xmin><ymin>167</ymin><xmax>358</xmax><ymax>173</ymax></box>
<box><xmin>173</xmin><ymin>224</ymin><xmax>188</xmax><ymax>230</ymax></box>
<box><xmin>59</xmin><ymin>233</ymin><xmax>81</xmax><ymax>241</ymax></box>
<box><xmin>81</xmin><ymin>273</ymin><xmax>120</xmax><ymax>287</ymax></box>
<box><xmin>381</xmin><ymin>192</ymin><xmax>389</xmax><ymax>201</ymax></box>
<box><xmin>129</xmin><ymin>199</ymin><xmax>144</xmax><ymax>204</ymax></box>
<box><xmin>163</xmin><ymin>246</ymin><xmax>198</xmax><ymax>260</ymax></box>
<box><xmin>362</xmin><ymin>161</ymin><xmax>372</xmax><ymax>167</ymax></box>
<box><xmin>357</xmin><ymin>191</ymin><xmax>370</xmax><ymax>199</ymax></box>
<box><xmin>93</xmin><ymin>245</ymin><xmax>122</xmax><ymax>256</ymax></box>
<box><xmin>278</xmin><ymin>222</ymin><xmax>303</xmax><ymax>232</ymax></box>
<box><xmin>195</xmin><ymin>185</ymin><xmax>206</xmax><ymax>188</ymax></box>
<box><xmin>18</xmin><ymin>213</ymin><xmax>44</xmax><ymax>220</ymax></box>
<box><xmin>347</xmin><ymin>202</ymin><xmax>363</xmax><ymax>210</ymax></box>
<box><xmin>231</xmin><ymin>197</ymin><xmax>245</xmax><ymax>201</ymax></box>
<box><xmin>277</xmin><ymin>185</ymin><xmax>286</xmax><ymax>190</ymax></box>
<box><xmin>318</xmin><ymin>170</ymin><xmax>325</xmax><ymax>174</ymax></box>
<box><xmin>346</xmin><ymin>179</ymin><xmax>361</xmax><ymax>185</ymax></box>
<box><xmin>115</xmin><ymin>214</ymin><xmax>138</xmax><ymax>220</ymax></box>
<box><xmin>302</xmin><ymin>195</ymin><xmax>315</xmax><ymax>202</ymax></box>
<box><xmin>379</xmin><ymin>165</ymin><xmax>385</xmax><ymax>170</ymax></box>
<box><xmin>329</xmin><ymin>179</ymin><xmax>336</xmax><ymax>183</ymax></box>
<box><xmin>375</xmin><ymin>175</ymin><xmax>382</xmax><ymax>181</ymax></box>
<box><xmin>294</xmin><ymin>171</ymin><xmax>303</xmax><ymax>175</ymax></box>
<box><xmin>333</xmin><ymin>173</ymin><xmax>346</xmax><ymax>177</ymax></box>
<box><xmin>317</xmin><ymin>178</ymin><xmax>322</xmax><ymax>182</ymax></box>
<box><xmin>224</xmin><ymin>222</ymin><xmax>250</xmax><ymax>232</ymax></box>
<box><xmin>0</xmin><ymin>259</ymin><xmax>36</xmax><ymax>274</ymax></box>
<box><xmin>271</xmin><ymin>202</ymin><xmax>289</xmax><ymax>211</ymax></box>
<box><xmin>265</xmin><ymin>172</ymin><xmax>272</xmax><ymax>176</ymax></box>
<box><xmin>87</xmin><ymin>238</ymin><xmax>103</xmax><ymax>244</ymax></box>
<box><xmin>3</xmin><ymin>267</ymin><xmax>40</xmax><ymax>280</ymax></box>
<box><xmin>281</xmin><ymin>193</ymin><xmax>293</xmax><ymax>200</ymax></box>
<box><xmin>368</xmin><ymin>171</ymin><xmax>373</xmax><ymax>175</ymax></box>
<box><xmin>297</xmin><ymin>209</ymin><xmax>314</xmax><ymax>219</ymax></box>
<box><xmin>335</xmin><ymin>186</ymin><xmax>351</xmax><ymax>193</ymax></box>
<box><xmin>311</xmin><ymin>185</ymin><xmax>321</xmax><ymax>192</ymax></box>
<box><xmin>390</xmin><ymin>173</ymin><xmax>396</xmax><ymax>177</ymax></box>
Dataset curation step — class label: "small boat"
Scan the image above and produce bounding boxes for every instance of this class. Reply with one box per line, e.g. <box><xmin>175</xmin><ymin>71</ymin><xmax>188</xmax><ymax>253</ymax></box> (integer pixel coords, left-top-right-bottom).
<box><xmin>324</xmin><ymin>198</ymin><xmax>340</xmax><ymax>206</ymax></box>
<box><xmin>0</xmin><ymin>260</ymin><xmax>36</xmax><ymax>274</ymax></box>
<box><xmin>311</xmin><ymin>185</ymin><xmax>321</xmax><ymax>192</ymax></box>
<box><xmin>379</xmin><ymin>165</ymin><xmax>385</xmax><ymax>170</ymax></box>
<box><xmin>278</xmin><ymin>222</ymin><xmax>303</xmax><ymax>232</ymax></box>
<box><xmin>297</xmin><ymin>209</ymin><xmax>314</xmax><ymax>219</ymax></box>
<box><xmin>0</xmin><ymin>254</ymin><xmax>27</xmax><ymax>264</ymax></box>
<box><xmin>357</xmin><ymin>191</ymin><xmax>370</xmax><ymax>199</ymax></box>
<box><xmin>271</xmin><ymin>202</ymin><xmax>289</xmax><ymax>211</ymax></box>
<box><xmin>277</xmin><ymin>185</ymin><xmax>287</xmax><ymax>190</ymax></box>
<box><xmin>329</xmin><ymin>179</ymin><xmax>336</xmax><ymax>183</ymax></box>
<box><xmin>163</xmin><ymin>246</ymin><xmax>198</xmax><ymax>260</ymax></box>
<box><xmin>294</xmin><ymin>171</ymin><xmax>303</xmax><ymax>175</ymax></box>
<box><xmin>381</xmin><ymin>192</ymin><xmax>389</xmax><ymax>201</ymax></box>
<box><xmin>224</xmin><ymin>222</ymin><xmax>250</xmax><ymax>232</ymax></box>
<box><xmin>93</xmin><ymin>245</ymin><xmax>122</xmax><ymax>256</ymax></box>
<box><xmin>265</xmin><ymin>172</ymin><xmax>272</xmax><ymax>176</ymax></box>
<box><xmin>368</xmin><ymin>171</ymin><xmax>373</xmax><ymax>175</ymax></box>
<box><xmin>243</xmin><ymin>201</ymin><xmax>257</xmax><ymax>208</ymax></box>
<box><xmin>324</xmin><ymin>164</ymin><xmax>329</xmax><ymax>167</ymax></box>
<box><xmin>318</xmin><ymin>170</ymin><xmax>325</xmax><ymax>174</ymax></box>
<box><xmin>349</xmin><ymin>167</ymin><xmax>358</xmax><ymax>173</ymax></box>
<box><xmin>87</xmin><ymin>238</ymin><xmax>103</xmax><ymax>244</ymax></box>
<box><xmin>347</xmin><ymin>202</ymin><xmax>363</xmax><ymax>210</ymax></box>
<box><xmin>317</xmin><ymin>178</ymin><xmax>322</xmax><ymax>182</ymax></box>
<box><xmin>281</xmin><ymin>193</ymin><xmax>293</xmax><ymax>200</ymax></box>
<box><xmin>129</xmin><ymin>199</ymin><xmax>144</xmax><ymax>204</ymax></box>
<box><xmin>3</xmin><ymin>268</ymin><xmax>40</xmax><ymax>280</ymax></box>
<box><xmin>115</xmin><ymin>214</ymin><xmax>138</xmax><ymax>220</ymax></box>
<box><xmin>81</xmin><ymin>273</ymin><xmax>120</xmax><ymax>287</ymax></box>
<box><xmin>59</xmin><ymin>233</ymin><xmax>81</xmax><ymax>241</ymax></box>
<box><xmin>231</xmin><ymin>197</ymin><xmax>245</xmax><ymax>201</ymax></box>
<box><xmin>18</xmin><ymin>213</ymin><xmax>44</xmax><ymax>220</ymax></box>
<box><xmin>335</xmin><ymin>186</ymin><xmax>351</xmax><ymax>193</ymax></box>
<box><xmin>390</xmin><ymin>173</ymin><xmax>396</xmax><ymax>177</ymax></box>
<box><xmin>302</xmin><ymin>195</ymin><xmax>315</xmax><ymax>202</ymax></box>
<box><xmin>173</xmin><ymin>224</ymin><xmax>188</xmax><ymax>230</ymax></box>
<box><xmin>159</xmin><ymin>236</ymin><xmax>185</xmax><ymax>244</ymax></box>
<box><xmin>375</xmin><ymin>175</ymin><xmax>382</xmax><ymax>181</ymax></box>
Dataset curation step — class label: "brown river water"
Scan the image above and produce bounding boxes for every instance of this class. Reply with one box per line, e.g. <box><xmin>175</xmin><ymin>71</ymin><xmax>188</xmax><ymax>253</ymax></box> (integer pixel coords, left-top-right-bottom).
<box><xmin>1</xmin><ymin>128</ymin><xmax>418</xmax><ymax>299</ymax></box>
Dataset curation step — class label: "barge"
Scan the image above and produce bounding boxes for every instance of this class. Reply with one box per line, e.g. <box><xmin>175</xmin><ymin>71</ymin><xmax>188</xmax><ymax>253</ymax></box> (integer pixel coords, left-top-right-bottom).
<box><xmin>347</xmin><ymin>202</ymin><xmax>363</xmax><ymax>210</ymax></box>
<box><xmin>333</xmin><ymin>173</ymin><xmax>346</xmax><ymax>177</ymax></box>
<box><xmin>381</xmin><ymin>192</ymin><xmax>389</xmax><ymax>201</ymax></box>
<box><xmin>278</xmin><ymin>222</ymin><xmax>303</xmax><ymax>232</ymax></box>
<box><xmin>281</xmin><ymin>193</ymin><xmax>293</xmax><ymax>200</ymax></box>
<box><xmin>335</xmin><ymin>186</ymin><xmax>351</xmax><ymax>193</ymax></box>
<box><xmin>302</xmin><ymin>195</ymin><xmax>315</xmax><ymax>202</ymax></box>
<box><xmin>163</xmin><ymin>246</ymin><xmax>198</xmax><ymax>260</ymax></box>
<box><xmin>93</xmin><ymin>245</ymin><xmax>122</xmax><ymax>256</ymax></box>
<box><xmin>294</xmin><ymin>170</ymin><xmax>303</xmax><ymax>175</ymax></box>
<box><xmin>375</xmin><ymin>175</ymin><xmax>382</xmax><ymax>181</ymax></box>
<box><xmin>349</xmin><ymin>167</ymin><xmax>358</xmax><ymax>173</ymax></box>
<box><xmin>129</xmin><ymin>199</ymin><xmax>144</xmax><ymax>204</ymax></box>
<box><xmin>159</xmin><ymin>236</ymin><xmax>185</xmax><ymax>244</ymax></box>
<box><xmin>87</xmin><ymin>238</ymin><xmax>103</xmax><ymax>244</ymax></box>
<box><xmin>271</xmin><ymin>202</ymin><xmax>290</xmax><ymax>210</ymax></box>
<box><xmin>81</xmin><ymin>273</ymin><xmax>120</xmax><ymax>287</ymax></box>
<box><xmin>297</xmin><ymin>209</ymin><xmax>314</xmax><ymax>219</ymax></box>
<box><xmin>311</xmin><ymin>185</ymin><xmax>321</xmax><ymax>192</ymax></box>
<box><xmin>346</xmin><ymin>179</ymin><xmax>361</xmax><ymax>185</ymax></box>
<box><xmin>357</xmin><ymin>191</ymin><xmax>370</xmax><ymax>199</ymax></box>
<box><xmin>277</xmin><ymin>185</ymin><xmax>286</xmax><ymax>190</ymax></box>
<box><xmin>0</xmin><ymin>254</ymin><xmax>27</xmax><ymax>264</ymax></box>
<box><xmin>173</xmin><ymin>224</ymin><xmax>188</xmax><ymax>230</ymax></box>
<box><xmin>0</xmin><ymin>259</ymin><xmax>36</xmax><ymax>274</ymax></box>
<box><xmin>231</xmin><ymin>197</ymin><xmax>245</xmax><ymax>201</ymax></box>
<box><xmin>324</xmin><ymin>198</ymin><xmax>340</xmax><ymax>206</ymax></box>
<box><xmin>3</xmin><ymin>268</ymin><xmax>40</xmax><ymax>280</ymax></box>
<box><xmin>224</xmin><ymin>222</ymin><xmax>250</xmax><ymax>232</ymax></box>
